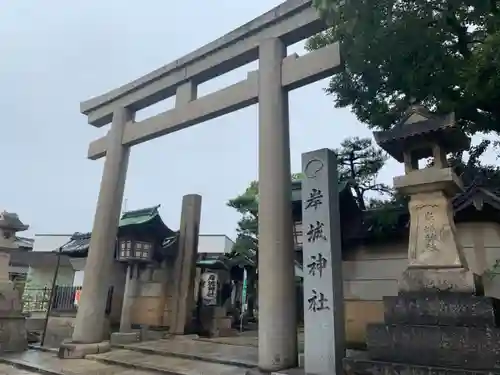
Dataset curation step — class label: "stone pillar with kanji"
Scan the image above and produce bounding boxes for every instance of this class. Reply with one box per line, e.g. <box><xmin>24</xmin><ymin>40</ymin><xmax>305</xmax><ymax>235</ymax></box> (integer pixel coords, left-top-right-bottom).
<box><xmin>344</xmin><ymin>105</ymin><xmax>500</xmax><ymax>375</ymax></box>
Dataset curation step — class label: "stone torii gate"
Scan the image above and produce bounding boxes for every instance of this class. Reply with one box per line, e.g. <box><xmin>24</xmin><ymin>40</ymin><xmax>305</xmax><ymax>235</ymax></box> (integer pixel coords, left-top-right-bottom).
<box><xmin>62</xmin><ymin>0</ymin><xmax>341</xmax><ymax>371</ymax></box>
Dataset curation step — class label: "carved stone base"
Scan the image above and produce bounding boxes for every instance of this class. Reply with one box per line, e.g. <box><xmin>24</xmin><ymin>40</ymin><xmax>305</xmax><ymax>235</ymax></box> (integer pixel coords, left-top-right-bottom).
<box><xmin>383</xmin><ymin>292</ymin><xmax>499</xmax><ymax>327</ymax></box>
<box><xmin>344</xmin><ymin>357</ymin><xmax>500</xmax><ymax>375</ymax></box>
<box><xmin>344</xmin><ymin>291</ymin><xmax>500</xmax><ymax>374</ymax></box>
<box><xmin>0</xmin><ymin>281</ymin><xmax>27</xmax><ymax>353</ymax></box>
<box><xmin>399</xmin><ymin>267</ymin><xmax>476</xmax><ymax>293</ymax></box>
<box><xmin>367</xmin><ymin>323</ymin><xmax>500</xmax><ymax>369</ymax></box>
<box><xmin>0</xmin><ymin>316</ymin><xmax>27</xmax><ymax>353</ymax></box>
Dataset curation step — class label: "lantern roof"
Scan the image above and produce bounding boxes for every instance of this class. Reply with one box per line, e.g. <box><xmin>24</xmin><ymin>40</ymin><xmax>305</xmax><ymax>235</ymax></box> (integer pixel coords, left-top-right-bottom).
<box><xmin>0</xmin><ymin>211</ymin><xmax>29</xmax><ymax>232</ymax></box>
<box><xmin>373</xmin><ymin>105</ymin><xmax>470</xmax><ymax>162</ymax></box>
<box><xmin>59</xmin><ymin>204</ymin><xmax>177</xmax><ymax>258</ymax></box>
<box><xmin>119</xmin><ymin>205</ymin><xmax>161</xmax><ymax>226</ymax></box>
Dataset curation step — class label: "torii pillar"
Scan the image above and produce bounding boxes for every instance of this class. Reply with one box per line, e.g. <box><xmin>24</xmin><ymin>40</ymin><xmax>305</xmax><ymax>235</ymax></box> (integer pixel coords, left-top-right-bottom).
<box><xmin>58</xmin><ymin>108</ymin><xmax>132</xmax><ymax>358</ymax></box>
<box><xmin>257</xmin><ymin>37</ymin><xmax>298</xmax><ymax>372</ymax></box>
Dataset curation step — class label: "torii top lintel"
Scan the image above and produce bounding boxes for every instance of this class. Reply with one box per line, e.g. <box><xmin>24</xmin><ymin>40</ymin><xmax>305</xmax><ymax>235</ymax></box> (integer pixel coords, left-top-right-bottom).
<box><xmin>83</xmin><ymin>0</ymin><xmax>342</xmax><ymax>160</ymax></box>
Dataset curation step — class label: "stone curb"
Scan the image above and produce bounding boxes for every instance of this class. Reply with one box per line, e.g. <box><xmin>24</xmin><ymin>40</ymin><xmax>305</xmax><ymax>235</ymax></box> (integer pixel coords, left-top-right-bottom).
<box><xmin>193</xmin><ymin>337</ymin><xmax>258</xmax><ymax>348</ymax></box>
<box><xmin>111</xmin><ymin>343</ymin><xmax>256</xmax><ymax>369</ymax></box>
<box><xmin>87</xmin><ymin>354</ymin><xmax>181</xmax><ymax>375</ymax></box>
<box><xmin>0</xmin><ymin>356</ymin><xmax>62</xmax><ymax>375</ymax></box>
<box><xmin>28</xmin><ymin>344</ymin><xmax>59</xmax><ymax>354</ymax></box>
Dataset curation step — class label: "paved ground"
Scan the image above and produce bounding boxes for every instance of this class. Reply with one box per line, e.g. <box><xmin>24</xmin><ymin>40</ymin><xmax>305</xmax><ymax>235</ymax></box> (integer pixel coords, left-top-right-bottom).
<box><xmin>0</xmin><ymin>331</ymin><xmax>358</xmax><ymax>375</ymax></box>
<box><xmin>0</xmin><ymin>336</ymin><xmax>258</xmax><ymax>375</ymax></box>
<box><xmin>89</xmin><ymin>349</ymin><xmax>248</xmax><ymax>375</ymax></box>
<box><xmin>195</xmin><ymin>330</ymin><xmax>306</xmax><ymax>352</ymax></box>
<box><xmin>0</xmin><ymin>349</ymin><xmax>159</xmax><ymax>375</ymax></box>
<box><xmin>114</xmin><ymin>337</ymin><xmax>258</xmax><ymax>367</ymax></box>
<box><xmin>0</xmin><ymin>363</ymin><xmax>39</xmax><ymax>375</ymax></box>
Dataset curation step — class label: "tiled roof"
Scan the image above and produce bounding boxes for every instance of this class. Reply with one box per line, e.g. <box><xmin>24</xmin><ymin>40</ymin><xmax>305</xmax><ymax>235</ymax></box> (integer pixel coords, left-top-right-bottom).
<box><xmin>453</xmin><ymin>182</ymin><xmax>500</xmax><ymax>213</ymax></box>
<box><xmin>119</xmin><ymin>205</ymin><xmax>161</xmax><ymax>226</ymax></box>
<box><xmin>60</xmin><ymin>232</ymin><xmax>91</xmax><ymax>254</ymax></box>
<box><xmin>60</xmin><ymin>205</ymin><xmax>176</xmax><ymax>257</ymax></box>
<box><xmin>0</xmin><ymin>211</ymin><xmax>29</xmax><ymax>231</ymax></box>
<box><xmin>373</xmin><ymin>108</ymin><xmax>470</xmax><ymax>162</ymax></box>
<box><xmin>13</xmin><ymin>236</ymin><xmax>34</xmax><ymax>249</ymax></box>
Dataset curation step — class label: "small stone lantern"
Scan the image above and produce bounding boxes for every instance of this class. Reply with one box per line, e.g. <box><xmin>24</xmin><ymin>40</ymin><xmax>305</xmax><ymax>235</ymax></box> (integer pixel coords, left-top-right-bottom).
<box><xmin>115</xmin><ymin>238</ymin><xmax>154</xmax><ymax>338</ymax></box>
<box><xmin>373</xmin><ymin>105</ymin><xmax>476</xmax><ymax>293</ymax></box>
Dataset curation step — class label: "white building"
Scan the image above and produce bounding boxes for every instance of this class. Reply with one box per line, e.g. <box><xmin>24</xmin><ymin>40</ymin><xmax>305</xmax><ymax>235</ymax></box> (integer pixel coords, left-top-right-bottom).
<box><xmin>69</xmin><ymin>234</ymin><xmax>234</xmax><ymax>286</ymax></box>
<box><xmin>197</xmin><ymin>234</ymin><xmax>234</xmax><ymax>255</ymax></box>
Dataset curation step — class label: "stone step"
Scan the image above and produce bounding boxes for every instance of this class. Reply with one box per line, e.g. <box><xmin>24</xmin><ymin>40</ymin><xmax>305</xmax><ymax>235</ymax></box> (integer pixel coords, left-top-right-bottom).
<box><xmin>344</xmin><ymin>356</ymin><xmax>500</xmax><ymax>375</ymax></box>
<box><xmin>384</xmin><ymin>292</ymin><xmax>499</xmax><ymax>327</ymax></box>
<box><xmin>112</xmin><ymin>338</ymin><xmax>257</xmax><ymax>368</ymax></box>
<box><xmin>88</xmin><ymin>348</ymin><xmax>248</xmax><ymax>375</ymax></box>
<box><xmin>0</xmin><ymin>363</ymin><xmax>41</xmax><ymax>375</ymax></box>
<box><xmin>0</xmin><ymin>349</ymin><xmax>158</xmax><ymax>375</ymax></box>
<box><xmin>367</xmin><ymin>323</ymin><xmax>500</xmax><ymax>370</ymax></box>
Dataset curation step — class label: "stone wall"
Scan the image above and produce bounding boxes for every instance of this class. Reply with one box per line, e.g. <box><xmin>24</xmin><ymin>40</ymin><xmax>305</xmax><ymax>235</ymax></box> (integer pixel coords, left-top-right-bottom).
<box><xmin>131</xmin><ymin>264</ymin><xmax>170</xmax><ymax>327</ymax></box>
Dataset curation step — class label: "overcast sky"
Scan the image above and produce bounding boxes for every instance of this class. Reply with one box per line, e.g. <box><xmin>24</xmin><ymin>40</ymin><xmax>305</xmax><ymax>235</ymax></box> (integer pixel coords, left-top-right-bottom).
<box><xmin>0</xmin><ymin>0</ymin><xmax>495</xmax><ymax>240</ymax></box>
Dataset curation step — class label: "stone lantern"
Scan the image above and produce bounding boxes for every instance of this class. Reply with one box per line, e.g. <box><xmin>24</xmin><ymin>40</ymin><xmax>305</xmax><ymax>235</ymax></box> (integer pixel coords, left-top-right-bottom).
<box><xmin>343</xmin><ymin>106</ymin><xmax>500</xmax><ymax>375</ymax></box>
<box><xmin>114</xmin><ymin>238</ymin><xmax>154</xmax><ymax>342</ymax></box>
<box><xmin>373</xmin><ymin>105</ymin><xmax>474</xmax><ymax>292</ymax></box>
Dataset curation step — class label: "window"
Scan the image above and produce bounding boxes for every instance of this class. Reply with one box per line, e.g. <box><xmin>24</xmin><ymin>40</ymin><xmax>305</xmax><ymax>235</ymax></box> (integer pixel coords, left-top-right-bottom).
<box><xmin>120</xmin><ymin>240</ymin><xmax>133</xmax><ymax>259</ymax></box>
<box><xmin>118</xmin><ymin>240</ymin><xmax>153</xmax><ymax>261</ymax></box>
<box><xmin>134</xmin><ymin>242</ymin><xmax>151</xmax><ymax>259</ymax></box>
<box><xmin>293</xmin><ymin>221</ymin><xmax>303</xmax><ymax>248</ymax></box>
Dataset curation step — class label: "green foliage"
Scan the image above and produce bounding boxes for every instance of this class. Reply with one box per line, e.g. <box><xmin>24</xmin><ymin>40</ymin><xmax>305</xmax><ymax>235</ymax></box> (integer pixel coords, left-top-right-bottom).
<box><xmin>227</xmin><ymin>181</ymin><xmax>259</xmax><ymax>262</ymax></box>
<box><xmin>228</xmin><ymin>137</ymin><xmax>391</xmax><ymax>260</ymax></box>
<box><xmin>365</xmin><ymin>193</ymin><xmax>409</xmax><ymax>240</ymax></box>
<box><xmin>426</xmin><ymin>139</ymin><xmax>500</xmax><ymax>186</ymax></box>
<box><xmin>307</xmin><ymin>0</ymin><xmax>500</xmax><ymax>135</ymax></box>
<box><xmin>450</xmin><ymin>140</ymin><xmax>500</xmax><ymax>186</ymax></box>
<box><xmin>485</xmin><ymin>259</ymin><xmax>500</xmax><ymax>280</ymax></box>
<box><xmin>336</xmin><ymin>137</ymin><xmax>392</xmax><ymax>209</ymax></box>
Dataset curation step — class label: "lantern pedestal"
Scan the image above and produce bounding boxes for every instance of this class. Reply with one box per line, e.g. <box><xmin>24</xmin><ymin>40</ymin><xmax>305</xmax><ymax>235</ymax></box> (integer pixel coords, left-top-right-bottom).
<box><xmin>394</xmin><ymin>168</ymin><xmax>477</xmax><ymax>293</ymax></box>
<box><xmin>344</xmin><ymin>291</ymin><xmax>500</xmax><ymax>375</ymax></box>
<box><xmin>399</xmin><ymin>267</ymin><xmax>476</xmax><ymax>294</ymax></box>
<box><xmin>0</xmin><ymin>253</ymin><xmax>27</xmax><ymax>353</ymax></box>
<box><xmin>199</xmin><ymin>306</ymin><xmax>235</xmax><ymax>338</ymax></box>
<box><xmin>0</xmin><ymin>281</ymin><xmax>28</xmax><ymax>353</ymax></box>
<box><xmin>119</xmin><ymin>264</ymin><xmax>139</xmax><ymax>333</ymax></box>
<box><xmin>115</xmin><ymin>238</ymin><xmax>154</xmax><ymax>339</ymax></box>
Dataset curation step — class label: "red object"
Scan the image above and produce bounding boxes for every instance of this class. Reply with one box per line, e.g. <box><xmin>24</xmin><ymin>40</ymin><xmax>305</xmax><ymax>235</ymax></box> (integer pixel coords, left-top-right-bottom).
<box><xmin>74</xmin><ymin>289</ymin><xmax>81</xmax><ymax>306</ymax></box>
